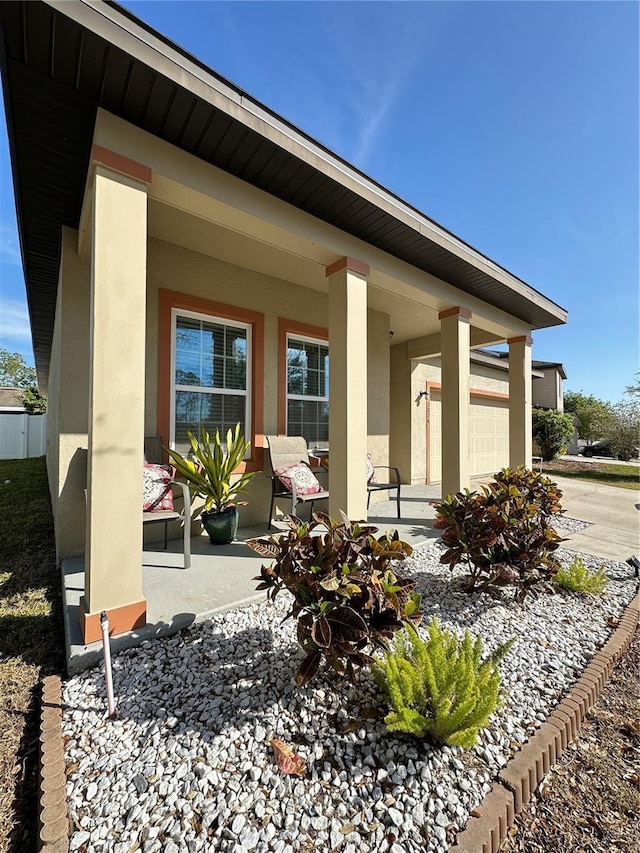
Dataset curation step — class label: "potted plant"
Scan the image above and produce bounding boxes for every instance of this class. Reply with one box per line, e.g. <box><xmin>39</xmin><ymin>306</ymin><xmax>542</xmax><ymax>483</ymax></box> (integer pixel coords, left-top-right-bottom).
<box><xmin>166</xmin><ymin>423</ymin><xmax>256</xmax><ymax>545</ymax></box>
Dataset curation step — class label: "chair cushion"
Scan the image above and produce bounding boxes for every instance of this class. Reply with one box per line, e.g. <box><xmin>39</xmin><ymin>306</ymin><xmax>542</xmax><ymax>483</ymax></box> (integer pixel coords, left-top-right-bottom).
<box><xmin>275</xmin><ymin>463</ymin><xmax>323</xmax><ymax>496</ymax></box>
<box><xmin>143</xmin><ymin>463</ymin><xmax>174</xmax><ymax>511</ymax></box>
<box><xmin>366</xmin><ymin>453</ymin><xmax>377</xmax><ymax>484</ymax></box>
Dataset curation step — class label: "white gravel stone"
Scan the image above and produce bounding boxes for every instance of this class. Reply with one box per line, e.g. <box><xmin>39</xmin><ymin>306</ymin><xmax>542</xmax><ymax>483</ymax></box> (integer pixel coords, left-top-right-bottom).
<box><xmin>61</xmin><ymin>539</ymin><xmax>636</xmax><ymax>853</ymax></box>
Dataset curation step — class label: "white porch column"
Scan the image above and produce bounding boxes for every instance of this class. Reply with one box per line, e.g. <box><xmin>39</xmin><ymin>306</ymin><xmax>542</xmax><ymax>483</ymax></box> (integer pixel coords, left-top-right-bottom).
<box><xmin>439</xmin><ymin>307</ymin><xmax>471</xmax><ymax>498</ymax></box>
<box><xmin>508</xmin><ymin>334</ymin><xmax>533</xmax><ymax>468</ymax></box>
<box><xmin>80</xmin><ymin>149</ymin><xmax>150</xmax><ymax>644</ymax></box>
<box><xmin>326</xmin><ymin>257</ymin><xmax>369</xmax><ymax>520</ymax></box>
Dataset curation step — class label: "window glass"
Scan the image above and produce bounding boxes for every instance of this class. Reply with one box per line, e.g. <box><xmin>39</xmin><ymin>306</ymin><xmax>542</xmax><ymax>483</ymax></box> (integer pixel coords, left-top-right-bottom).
<box><xmin>173</xmin><ymin>312</ymin><xmax>250</xmax><ymax>454</ymax></box>
<box><xmin>286</xmin><ymin>335</ymin><xmax>329</xmax><ymax>446</ymax></box>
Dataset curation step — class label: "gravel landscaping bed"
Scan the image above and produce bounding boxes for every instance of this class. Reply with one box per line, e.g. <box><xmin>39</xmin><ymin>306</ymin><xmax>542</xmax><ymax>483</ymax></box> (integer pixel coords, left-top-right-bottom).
<box><xmin>62</xmin><ymin>539</ymin><xmax>637</xmax><ymax>853</ymax></box>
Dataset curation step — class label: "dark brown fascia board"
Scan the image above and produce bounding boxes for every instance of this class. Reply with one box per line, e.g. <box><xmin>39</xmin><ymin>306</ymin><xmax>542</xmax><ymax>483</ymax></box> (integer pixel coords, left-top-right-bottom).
<box><xmin>46</xmin><ymin>0</ymin><xmax>567</xmax><ymax>327</ymax></box>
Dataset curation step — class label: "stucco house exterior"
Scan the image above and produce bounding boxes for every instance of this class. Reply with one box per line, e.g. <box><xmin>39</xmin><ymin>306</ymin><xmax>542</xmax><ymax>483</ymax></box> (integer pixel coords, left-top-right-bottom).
<box><xmin>0</xmin><ymin>0</ymin><xmax>567</xmax><ymax>643</ymax></box>
<box><xmin>399</xmin><ymin>351</ymin><xmax>553</xmax><ymax>485</ymax></box>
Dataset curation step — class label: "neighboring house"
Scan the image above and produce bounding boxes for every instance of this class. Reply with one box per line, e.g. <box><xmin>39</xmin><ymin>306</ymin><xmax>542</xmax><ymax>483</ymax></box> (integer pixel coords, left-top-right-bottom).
<box><xmin>0</xmin><ymin>0</ymin><xmax>567</xmax><ymax>643</ymax></box>
<box><xmin>492</xmin><ymin>354</ymin><xmax>567</xmax><ymax>411</ymax></box>
<box><xmin>0</xmin><ymin>387</ymin><xmax>26</xmax><ymax>413</ymax></box>
<box><xmin>531</xmin><ymin>361</ymin><xmax>567</xmax><ymax>412</ymax></box>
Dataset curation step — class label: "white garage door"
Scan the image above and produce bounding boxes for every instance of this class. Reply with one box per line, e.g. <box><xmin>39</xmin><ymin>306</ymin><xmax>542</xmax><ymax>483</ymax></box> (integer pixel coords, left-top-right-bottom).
<box><xmin>469</xmin><ymin>394</ymin><xmax>509</xmax><ymax>476</ymax></box>
<box><xmin>428</xmin><ymin>391</ymin><xmax>509</xmax><ymax>483</ymax></box>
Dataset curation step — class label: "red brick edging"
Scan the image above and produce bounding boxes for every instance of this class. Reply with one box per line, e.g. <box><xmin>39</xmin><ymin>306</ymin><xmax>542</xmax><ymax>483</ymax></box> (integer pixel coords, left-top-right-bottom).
<box><xmin>38</xmin><ymin>675</ymin><xmax>68</xmax><ymax>852</ymax></box>
<box><xmin>449</xmin><ymin>590</ymin><xmax>640</xmax><ymax>853</ymax></box>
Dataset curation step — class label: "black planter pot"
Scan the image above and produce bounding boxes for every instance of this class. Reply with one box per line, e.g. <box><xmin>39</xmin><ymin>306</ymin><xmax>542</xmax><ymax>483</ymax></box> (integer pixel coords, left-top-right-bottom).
<box><xmin>202</xmin><ymin>506</ymin><xmax>239</xmax><ymax>545</ymax></box>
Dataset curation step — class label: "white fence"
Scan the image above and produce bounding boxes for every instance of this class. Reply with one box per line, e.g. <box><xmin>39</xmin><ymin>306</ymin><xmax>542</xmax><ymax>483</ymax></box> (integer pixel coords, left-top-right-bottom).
<box><xmin>0</xmin><ymin>413</ymin><xmax>47</xmax><ymax>459</ymax></box>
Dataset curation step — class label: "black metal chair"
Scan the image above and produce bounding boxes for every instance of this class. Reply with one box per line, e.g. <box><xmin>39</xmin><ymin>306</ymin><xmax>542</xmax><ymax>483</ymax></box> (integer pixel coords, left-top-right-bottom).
<box><xmin>367</xmin><ymin>464</ymin><xmax>402</xmax><ymax>519</ymax></box>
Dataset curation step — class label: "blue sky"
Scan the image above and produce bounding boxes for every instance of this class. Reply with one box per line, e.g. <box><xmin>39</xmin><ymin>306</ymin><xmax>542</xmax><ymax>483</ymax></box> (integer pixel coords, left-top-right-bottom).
<box><xmin>0</xmin><ymin>1</ymin><xmax>638</xmax><ymax>403</ymax></box>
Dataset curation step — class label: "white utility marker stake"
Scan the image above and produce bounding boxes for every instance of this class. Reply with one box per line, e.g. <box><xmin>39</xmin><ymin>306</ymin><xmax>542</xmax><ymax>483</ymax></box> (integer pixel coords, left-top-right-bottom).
<box><xmin>100</xmin><ymin>611</ymin><xmax>117</xmax><ymax>718</ymax></box>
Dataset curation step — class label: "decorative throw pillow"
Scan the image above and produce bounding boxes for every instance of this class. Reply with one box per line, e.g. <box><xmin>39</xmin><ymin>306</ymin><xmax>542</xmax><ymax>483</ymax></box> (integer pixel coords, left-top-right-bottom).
<box><xmin>143</xmin><ymin>463</ymin><xmax>174</xmax><ymax>511</ymax></box>
<box><xmin>366</xmin><ymin>454</ymin><xmax>377</xmax><ymax>484</ymax></box>
<box><xmin>275</xmin><ymin>463</ymin><xmax>323</xmax><ymax>496</ymax></box>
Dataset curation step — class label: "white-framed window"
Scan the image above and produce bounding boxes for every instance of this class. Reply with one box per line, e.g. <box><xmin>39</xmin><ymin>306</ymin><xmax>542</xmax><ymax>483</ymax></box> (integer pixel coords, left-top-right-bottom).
<box><xmin>286</xmin><ymin>334</ymin><xmax>329</xmax><ymax>446</ymax></box>
<box><xmin>170</xmin><ymin>308</ymin><xmax>252</xmax><ymax>454</ymax></box>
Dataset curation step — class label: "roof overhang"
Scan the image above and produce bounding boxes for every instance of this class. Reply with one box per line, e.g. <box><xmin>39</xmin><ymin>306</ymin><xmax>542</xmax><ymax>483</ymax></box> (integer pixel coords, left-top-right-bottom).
<box><xmin>0</xmin><ymin>0</ymin><xmax>567</xmax><ymax>386</ymax></box>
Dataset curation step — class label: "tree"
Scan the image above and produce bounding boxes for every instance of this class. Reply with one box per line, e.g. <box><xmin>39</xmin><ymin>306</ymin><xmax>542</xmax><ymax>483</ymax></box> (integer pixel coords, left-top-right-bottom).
<box><xmin>603</xmin><ymin>400</ymin><xmax>639</xmax><ymax>462</ymax></box>
<box><xmin>563</xmin><ymin>390</ymin><xmax>611</xmax><ymax>443</ymax></box>
<box><xmin>532</xmin><ymin>408</ymin><xmax>575</xmax><ymax>461</ymax></box>
<box><xmin>601</xmin><ymin>378</ymin><xmax>640</xmax><ymax>461</ymax></box>
<box><xmin>0</xmin><ymin>347</ymin><xmax>37</xmax><ymax>388</ymax></box>
<box><xmin>0</xmin><ymin>348</ymin><xmax>47</xmax><ymax>412</ymax></box>
<box><xmin>625</xmin><ymin>372</ymin><xmax>640</xmax><ymax>400</ymax></box>
<box><xmin>22</xmin><ymin>384</ymin><xmax>47</xmax><ymax>415</ymax></box>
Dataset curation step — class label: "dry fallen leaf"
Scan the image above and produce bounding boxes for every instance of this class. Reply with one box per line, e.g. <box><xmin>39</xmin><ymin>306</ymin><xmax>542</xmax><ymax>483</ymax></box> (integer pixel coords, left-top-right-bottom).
<box><xmin>270</xmin><ymin>737</ymin><xmax>307</xmax><ymax>777</ymax></box>
<box><xmin>358</xmin><ymin>706</ymin><xmax>383</xmax><ymax>719</ymax></box>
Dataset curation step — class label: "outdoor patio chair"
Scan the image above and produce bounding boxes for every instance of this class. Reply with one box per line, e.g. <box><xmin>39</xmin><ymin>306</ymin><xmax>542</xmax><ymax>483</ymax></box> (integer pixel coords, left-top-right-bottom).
<box><xmin>265</xmin><ymin>435</ymin><xmax>329</xmax><ymax>528</ymax></box>
<box><xmin>143</xmin><ymin>436</ymin><xmax>192</xmax><ymax>568</ymax></box>
<box><xmin>367</xmin><ymin>457</ymin><xmax>402</xmax><ymax>519</ymax></box>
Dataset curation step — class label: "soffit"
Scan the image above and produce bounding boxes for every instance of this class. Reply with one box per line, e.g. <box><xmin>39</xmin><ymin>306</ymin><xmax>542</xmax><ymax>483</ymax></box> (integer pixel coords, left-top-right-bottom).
<box><xmin>0</xmin><ymin>0</ymin><xmax>567</xmax><ymax>387</ymax></box>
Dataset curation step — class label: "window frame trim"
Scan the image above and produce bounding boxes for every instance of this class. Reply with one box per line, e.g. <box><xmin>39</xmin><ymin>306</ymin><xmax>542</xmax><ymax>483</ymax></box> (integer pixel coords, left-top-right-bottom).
<box><xmin>170</xmin><ymin>307</ymin><xmax>252</xmax><ymax>453</ymax></box>
<box><xmin>158</xmin><ymin>289</ymin><xmax>264</xmax><ymax>472</ymax></box>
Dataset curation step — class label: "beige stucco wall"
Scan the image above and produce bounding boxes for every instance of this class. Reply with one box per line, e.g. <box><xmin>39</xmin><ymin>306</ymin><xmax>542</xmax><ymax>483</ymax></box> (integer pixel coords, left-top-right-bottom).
<box><xmin>47</xmin><ymin>227</ymin><xmax>90</xmax><ymax>559</ymax></box>
<box><xmin>389</xmin><ymin>343</ymin><xmax>412</xmax><ymax>483</ymax></box>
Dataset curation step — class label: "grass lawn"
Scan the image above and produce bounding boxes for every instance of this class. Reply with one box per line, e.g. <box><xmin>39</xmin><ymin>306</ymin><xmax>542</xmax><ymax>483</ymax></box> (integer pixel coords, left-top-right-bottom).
<box><xmin>0</xmin><ymin>457</ymin><xmax>64</xmax><ymax>852</ymax></box>
<box><xmin>541</xmin><ymin>458</ymin><xmax>640</xmax><ymax>491</ymax></box>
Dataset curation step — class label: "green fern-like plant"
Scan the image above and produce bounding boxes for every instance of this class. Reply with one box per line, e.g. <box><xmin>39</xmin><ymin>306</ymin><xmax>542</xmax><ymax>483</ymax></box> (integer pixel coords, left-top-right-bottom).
<box><xmin>372</xmin><ymin>619</ymin><xmax>514</xmax><ymax>748</ymax></box>
<box><xmin>554</xmin><ymin>558</ymin><xmax>608</xmax><ymax>595</ymax></box>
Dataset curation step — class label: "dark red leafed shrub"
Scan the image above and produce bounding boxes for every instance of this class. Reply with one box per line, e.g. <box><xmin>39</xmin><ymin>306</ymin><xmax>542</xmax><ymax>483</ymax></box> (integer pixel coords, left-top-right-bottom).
<box><xmin>433</xmin><ymin>466</ymin><xmax>564</xmax><ymax>601</ymax></box>
<box><xmin>247</xmin><ymin>512</ymin><xmax>421</xmax><ymax>685</ymax></box>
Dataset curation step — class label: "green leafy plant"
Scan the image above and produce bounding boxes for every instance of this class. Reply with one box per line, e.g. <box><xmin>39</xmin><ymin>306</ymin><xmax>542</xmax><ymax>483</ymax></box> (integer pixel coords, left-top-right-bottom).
<box><xmin>21</xmin><ymin>383</ymin><xmax>47</xmax><ymax>414</ymax></box>
<box><xmin>247</xmin><ymin>513</ymin><xmax>422</xmax><ymax>685</ymax></box>
<box><xmin>165</xmin><ymin>423</ymin><xmax>256</xmax><ymax>513</ymax></box>
<box><xmin>532</xmin><ymin>408</ymin><xmax>575</xmax><ymax>461</ymax></box>
<box><xmin>555</xmin><ymin>557</ymin><xmax>608</xmax><ymax>595</ymax></box>
<box><xmin>373</xmin><ymin>619</ymin><xmax>514</xmax><ymax>748</ymax></box>
<box><xmin>603</xmin><ymin>398</ymin><xmax>640</xmax><ymax>462</ymax></box>
<box><xmin>434</xmin><ymin>466</ymin><xmax>564</xmax><ymax>600</ymax></box>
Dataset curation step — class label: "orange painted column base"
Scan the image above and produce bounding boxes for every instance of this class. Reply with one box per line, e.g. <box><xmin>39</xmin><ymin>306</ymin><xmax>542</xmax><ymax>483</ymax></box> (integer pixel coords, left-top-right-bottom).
<box><xmin>79</xmin><ymin>597</ymin><xmax>147</xmax><ymax>644</ymax></box>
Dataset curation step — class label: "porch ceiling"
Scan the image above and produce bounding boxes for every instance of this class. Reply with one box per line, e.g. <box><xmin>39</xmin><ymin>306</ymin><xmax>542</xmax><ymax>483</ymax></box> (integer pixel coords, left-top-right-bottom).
<box><xmin>147</xmin><ymin>199</ymin><xmax>501</xmax><ymax>347</ymax></box>
<box><xmin>0</xmin><ymin>0</ymin><xmax>566</xmax><ymax>387</ymax></box>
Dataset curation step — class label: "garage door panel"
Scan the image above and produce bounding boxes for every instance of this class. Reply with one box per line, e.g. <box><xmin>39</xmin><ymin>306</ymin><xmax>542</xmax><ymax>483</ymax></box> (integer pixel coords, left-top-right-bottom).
<box><xmin>428</xmin><ymin>393</ymin><xmax>508</xmax><ymax>483</ymax></box>
<box><xmin>470</xmin><ymin>397</ymin><xmax>509</xmax><ymax>476</ymax></box>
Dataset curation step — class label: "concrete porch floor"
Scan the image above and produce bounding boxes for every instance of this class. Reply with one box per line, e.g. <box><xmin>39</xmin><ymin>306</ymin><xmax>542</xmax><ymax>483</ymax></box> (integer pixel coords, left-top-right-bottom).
<box><xmin>61</xmin><ymin>473</ymin><xmax>640</xmax><ymax>673</ymax></box>
<box><xmin>62</xmin><ymin>483</ymin><xmax>457</xmax><ymax>673</ymax></box>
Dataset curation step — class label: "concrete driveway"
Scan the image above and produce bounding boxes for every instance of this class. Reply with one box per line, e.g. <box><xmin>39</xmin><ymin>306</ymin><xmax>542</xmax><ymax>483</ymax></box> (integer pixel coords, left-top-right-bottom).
<box><xmin>555</xmin><ymin>476</ymin><xmax>640</xmax><ymax>562</ymax></box>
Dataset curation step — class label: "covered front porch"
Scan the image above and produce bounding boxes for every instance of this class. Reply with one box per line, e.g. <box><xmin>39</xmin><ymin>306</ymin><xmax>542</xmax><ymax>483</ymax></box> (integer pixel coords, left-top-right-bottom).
<box><xmin>60</xmin><ymin>112</ymin><xmax>540</xmax><ymax>650</ymax></box>
<box><xmin>62</xmin><ymin>482</ymin><xmax>480</xmax><ymax>674</ymax></box>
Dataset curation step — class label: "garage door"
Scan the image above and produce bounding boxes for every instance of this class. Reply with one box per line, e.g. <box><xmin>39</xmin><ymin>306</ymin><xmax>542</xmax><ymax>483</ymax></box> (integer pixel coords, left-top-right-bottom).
<box><xmin>469</xmin><ymin>394</ymin><xmax>509</xmax><ymax>476</ymax></box>
<box><xmin>427</xmin><ymin>391</ymin><xmax>509</xmax><ymax>483</ymax></box>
